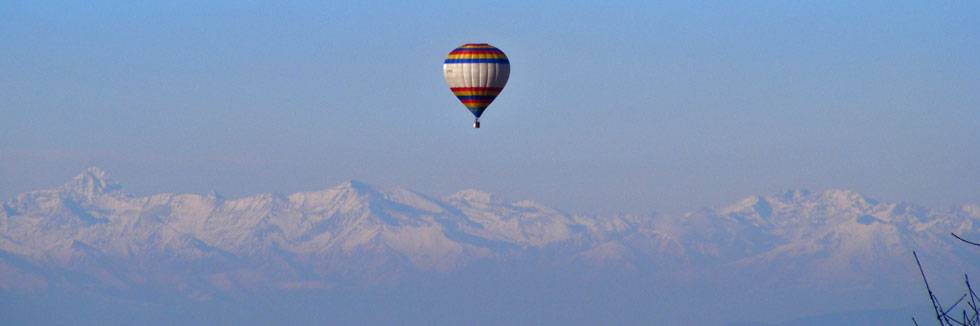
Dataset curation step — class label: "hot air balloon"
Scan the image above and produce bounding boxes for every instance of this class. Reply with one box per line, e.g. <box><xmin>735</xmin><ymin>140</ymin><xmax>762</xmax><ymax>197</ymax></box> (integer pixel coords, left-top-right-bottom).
<box><xmin>443</xmin><ymin>43</ymin><xmax>510</xmax><ymax>128</ymax></box>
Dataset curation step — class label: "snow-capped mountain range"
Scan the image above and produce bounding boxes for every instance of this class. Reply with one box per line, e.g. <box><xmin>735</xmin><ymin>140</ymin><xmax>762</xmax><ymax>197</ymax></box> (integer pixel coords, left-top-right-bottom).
<box><xmin>2</xmin><ymin>167</ymin><xmax>978</xmax><ymax>299</ymax></box>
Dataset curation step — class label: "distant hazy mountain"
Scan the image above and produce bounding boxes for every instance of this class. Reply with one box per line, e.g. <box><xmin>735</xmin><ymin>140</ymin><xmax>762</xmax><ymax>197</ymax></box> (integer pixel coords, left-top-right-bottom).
<box><xmin>1</xmin><ymin>167</ymin><xmax>977</xmax><ymax>324</ymax></box>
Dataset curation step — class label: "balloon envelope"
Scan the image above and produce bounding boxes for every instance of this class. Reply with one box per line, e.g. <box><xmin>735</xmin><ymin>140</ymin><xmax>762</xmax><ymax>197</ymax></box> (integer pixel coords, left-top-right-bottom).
<box><xmin>443</xmin><ymin>43</ymin><xmax>510</xmax><ymax>118</ymax></box>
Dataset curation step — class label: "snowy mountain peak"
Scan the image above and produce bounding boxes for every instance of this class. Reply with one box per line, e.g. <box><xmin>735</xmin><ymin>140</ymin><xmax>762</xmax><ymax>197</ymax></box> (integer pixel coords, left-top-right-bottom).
<box><xmin>963</xmin><ymin>204</ymin><xmax>980</xmax><ymax>216</ymax></box>
<box><xmin>778</xmin><ymin>189</ymin><xmax>811</xmax><ymax>202</ymax></box>
<box><xmin>818</xmin><ymin>189</ymin><xmax>879</xmax><ymax>208</ymax></box>
<box><xmin>60</xmin><ymin>166</ymin><xmax>123</xmax><ymax>199</ymax></box>
<box><xmin>337</xmin><ymin>179</ymin><xmax>379</xmax><ymax>194</ymax></box>
<box><xmin>447</xmin><ymin>189</ymin><xmax>495</xmax><ymax>203</ymax></box>
<box><xmin>722</xmin><ymin>196</ymin><xmax>771</xmax><ymax>216</ymax></box>
<box><xmin>82</xmin><ymin>166</ymin><xmax>108</xmax><ymax>178</ymax></box>
<box><xmin>205</xmin><ymin>190</ymin><xmax>223</xmax><ymax>200</ymax></box>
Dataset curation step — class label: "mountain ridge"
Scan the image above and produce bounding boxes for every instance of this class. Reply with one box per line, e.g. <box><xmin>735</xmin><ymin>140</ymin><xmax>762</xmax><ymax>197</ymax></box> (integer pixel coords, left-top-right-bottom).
<box><xmin>1</xmin><ymin>168</ymin><xmax>978</xmax><ymax>305</ymax></box>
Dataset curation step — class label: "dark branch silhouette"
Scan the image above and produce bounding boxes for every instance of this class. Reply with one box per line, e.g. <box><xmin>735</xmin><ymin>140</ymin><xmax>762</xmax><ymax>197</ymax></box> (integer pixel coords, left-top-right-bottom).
<box><xmin>915</xmin><ymin>233</ymin><xmax>980</xmax><ymax>325</ymax></box>
<box><xmin>952</xmin><ymin>233</ymin><xmax>980</xmax><ymax>247</ymax></box>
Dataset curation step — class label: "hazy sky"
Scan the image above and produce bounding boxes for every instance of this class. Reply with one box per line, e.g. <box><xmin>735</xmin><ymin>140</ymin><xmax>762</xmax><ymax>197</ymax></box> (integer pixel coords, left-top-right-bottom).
<box><xmin>2</xmin><ymin>1</ymin><xmax>977</xmax><ymax>215</ymax></box>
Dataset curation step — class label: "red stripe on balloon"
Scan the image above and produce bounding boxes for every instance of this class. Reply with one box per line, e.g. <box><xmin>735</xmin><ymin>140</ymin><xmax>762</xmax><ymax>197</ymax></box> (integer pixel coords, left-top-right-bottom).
<box><xmin>449</xmin><ymin>50</ymin><xmax>504</xmax><ymax>55</ymax></box>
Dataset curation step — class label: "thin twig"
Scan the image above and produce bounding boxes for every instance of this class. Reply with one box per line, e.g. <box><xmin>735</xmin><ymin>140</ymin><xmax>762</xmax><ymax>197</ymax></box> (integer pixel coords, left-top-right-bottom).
<box><xmin>916</xmin><ymin>251</ymin><xmax>953</xmax><ymax>326</ymax></box>
<box><xmin>966</xmin><ymin>275</ymin><xmax>980</xmax><ymax>325</ymax></box>
<box><xmin>945</xmin><ymin>293</ymin><xmax>969</xmax><ymax>317</ymax></box>
<box><xmin>952</xmin><ymin>233</ymin><xmax>980</xmax><ymax>247</ymax></box>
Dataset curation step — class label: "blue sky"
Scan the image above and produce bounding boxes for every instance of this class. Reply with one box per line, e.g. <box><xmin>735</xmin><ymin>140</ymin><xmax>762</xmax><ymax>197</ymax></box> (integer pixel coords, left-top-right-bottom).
<box><xmin>2</xmin><ymin>1</ymin><xmax>977</xmax><ymax>214</ymax></box>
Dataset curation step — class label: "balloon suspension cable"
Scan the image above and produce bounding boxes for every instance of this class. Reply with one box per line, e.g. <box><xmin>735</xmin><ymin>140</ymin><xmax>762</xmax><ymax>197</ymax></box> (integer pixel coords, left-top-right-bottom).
<box><xmin>473</xmin><ymin>117</ymin><xmax>480</xmax><ymax>129</ymax></box>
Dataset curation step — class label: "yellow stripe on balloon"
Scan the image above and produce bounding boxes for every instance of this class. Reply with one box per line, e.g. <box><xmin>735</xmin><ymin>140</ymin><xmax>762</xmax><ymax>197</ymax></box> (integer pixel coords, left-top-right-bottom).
<box><xmin>452</xmin><ymin>91</ymin><xmax>501</xmax><ymax>96</ymax></box>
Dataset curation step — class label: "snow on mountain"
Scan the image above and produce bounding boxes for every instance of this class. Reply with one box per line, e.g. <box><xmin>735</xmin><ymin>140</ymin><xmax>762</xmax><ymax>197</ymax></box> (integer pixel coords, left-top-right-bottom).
<box><xmin>443</xmin><ymin>189</ymin><xmax>583</xmax><ymax>247</ymax></box>
<box><xmin>718</xmin><ymin>189</ymin><xmax>980</xmax><ymax>291</ymax></box>
<box><xmin>1</xmin><ymin>168</ymin><xmax>978</xmax><ymax>298</ymax></box>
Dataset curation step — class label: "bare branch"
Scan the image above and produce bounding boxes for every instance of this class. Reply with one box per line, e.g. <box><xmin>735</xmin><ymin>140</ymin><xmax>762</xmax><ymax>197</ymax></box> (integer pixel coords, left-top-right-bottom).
<box><xmin>913</xmin><ymin>236</ymin><xmax>980</xmax><ymax>325</ymax></box>
<box><xmin>916</xmin><ymin>251</ymin><xmax>949</xmax><ymax>325</ymax></box>
<box><xmin>952</xmin><ymin>233</ymin><xmax>980</xmax><ymax>247</ymax></box>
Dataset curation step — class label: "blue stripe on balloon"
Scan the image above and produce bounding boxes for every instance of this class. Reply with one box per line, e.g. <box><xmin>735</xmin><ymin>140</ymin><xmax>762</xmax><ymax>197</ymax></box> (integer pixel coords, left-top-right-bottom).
<box><xmin>444</xmin><ymin>59</ymin><xmax>510</xmax><ymax>64</ymax></box>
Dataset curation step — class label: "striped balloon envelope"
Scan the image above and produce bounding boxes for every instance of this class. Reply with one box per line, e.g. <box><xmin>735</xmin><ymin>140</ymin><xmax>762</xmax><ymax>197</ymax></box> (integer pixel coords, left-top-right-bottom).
<box><xmin>443</xmin><ymin>43</ymin><xmax>510</xmax><ymax>128</ymax></box>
